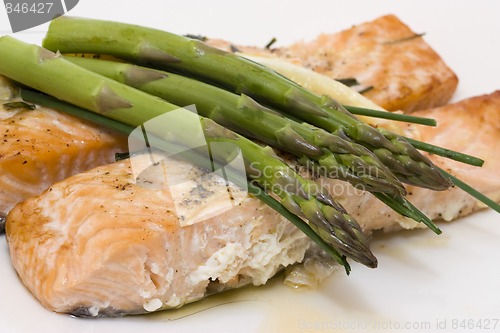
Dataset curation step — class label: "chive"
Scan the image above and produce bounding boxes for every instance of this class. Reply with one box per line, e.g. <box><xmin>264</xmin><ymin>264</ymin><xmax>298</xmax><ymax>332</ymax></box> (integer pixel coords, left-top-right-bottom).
<box><xmin>344</xmin><ymin>105</ymin><xmax>437</xmax><ymax>126</ymax></box>
<box><xmin>115</xmin><ymin>152</ymin><xmax>130</xmax><ymax>161</ymax></box>
<box><xmin>184</xmin><ymin>34</ymin><xmax>208</xmax><ymax>42</ymax></box>
<box><xmin>21</xmin><ymin>89</ymin><xmax>133</xmax><ymax>134</ymax></box>
<box><xmin>3</xmin><ymin>101</ymin><xmax>36</xmax><ymax>110</ymax></box>
<box><xmin>264</xmin><ymin>37</ymin><xmax>277</xmax><ymax>49</ymax></box>
<box><xmin>358</xmin><ymin>86</ymin><xmax>374</xmax><ymax>94</ymax></box>
<box><xmin>440</xmin><ymin>169</ymin><xmax>500</xmax><ymax>213</ymax></box>
<box><xmin>336</xmin><ymin>78</ymin><xmax>360</xmax><ymax>87</ymax></box>
<box><xmin>373</xmin><ymin>192</ymin><xmax>441</xmax><ymax>234</ymax></box>
<box><xmin>383</xmin><ymin>33</ymin><xmax>426</xmax><ymax>45</ymax></box>
<box><xmin>0</xmin><ymin>216</ymin><xmax>5</xmax><ymax>233</ymax></box>
<box><xmin>229</xmin><ymin>44</ymin><xmax>241</xmax><ymax>53</ymax></box>
<box><xmin>406</xmin><ymin>137</ymin><xmax>484</xmax><ymax>167</ymax></box>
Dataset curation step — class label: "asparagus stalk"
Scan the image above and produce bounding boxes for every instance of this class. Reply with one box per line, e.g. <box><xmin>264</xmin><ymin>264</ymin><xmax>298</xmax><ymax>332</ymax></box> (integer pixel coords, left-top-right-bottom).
<box><xmin>65</xmin><ymin>56</ymin><xmax>445</xmax><ymax>232</ymax></box>
<box><xmin>20</xmin><ymin>89</ymin><xmax>353</xmax><ymax>272</ymax></box>
<box><xmin>42</xmin><ymin>16</ymin><xmax>451</xmax><ymax>191</ymax></box>
<box><xmin>0</xmin><ymin>36</ymin><xmax>376</xmax><ymax>268</ymax></box>
<box><xmin>66</xmin><ymin>56</ymin><xmax>405</xmax><ymax>196</ymax></box>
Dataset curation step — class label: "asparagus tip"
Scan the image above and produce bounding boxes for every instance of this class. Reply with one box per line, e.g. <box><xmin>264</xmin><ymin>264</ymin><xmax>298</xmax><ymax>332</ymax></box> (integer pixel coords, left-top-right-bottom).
<box><xmin>124</xmin><ymin>66</ymin><xmax>167</xmax><ymax>87</ymax></box>
<box><xmin>138</xmin><ymin>43</ymin><xmax>181</xmax><ymax>66</ymax></box>
<box><xmin>363</xmin><ymin>252</ymin><xmax>378</xmax><ymax>269</ymax></box>
<box><xmin>95</xmin><ymin>84</ymin><xmax>132</xmax><ymax>113</ymax></box>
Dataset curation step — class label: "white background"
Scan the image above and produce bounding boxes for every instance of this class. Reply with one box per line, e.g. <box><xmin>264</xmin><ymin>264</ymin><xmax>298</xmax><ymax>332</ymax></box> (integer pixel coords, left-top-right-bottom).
<box><xmin>0</xmin><ymin>1</ymin><xmax>499</xmax><ymax>332</ymax></box>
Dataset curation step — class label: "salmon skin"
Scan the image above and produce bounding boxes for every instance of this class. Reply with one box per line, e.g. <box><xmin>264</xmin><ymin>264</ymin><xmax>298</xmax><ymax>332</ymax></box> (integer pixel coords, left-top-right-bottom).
<box><xmin>0</xmin><ymin>78</ymin><xmax>127</xmax><ymax>232</ymax></box>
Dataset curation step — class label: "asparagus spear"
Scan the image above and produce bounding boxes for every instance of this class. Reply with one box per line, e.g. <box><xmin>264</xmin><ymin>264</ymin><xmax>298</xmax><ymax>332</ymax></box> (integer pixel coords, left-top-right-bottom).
<box><xmin>42</xmin><ymin>16</ymin><xmax>451</xmax><ymax>191</ymax></box>
<box><xmin>0</xmin><ymin>36</ymin><xmax>376</xmax><ymax>268</ymax></box>
<box><xmin>65</xmin><ymin>56</ymin><xmax>443</xmax><ymax>232</ymax></box>
<box><xmin>66</xmin><ymin>56</ymin><xmax>405</xmax><ymax>196</ymax></box>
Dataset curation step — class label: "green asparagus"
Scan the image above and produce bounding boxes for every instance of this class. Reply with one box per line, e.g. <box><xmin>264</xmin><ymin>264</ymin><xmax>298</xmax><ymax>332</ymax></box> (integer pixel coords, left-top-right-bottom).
<box><xmin>64</xmin><ymin>56</ymin><xmax>442</xmax><ymax>232</ymax></box>
<box><xmin>66</xmin><ymin>56</ymin><xmax>405</xmax><ymax>196</ymax></box>
<box><xmin>20</xmin><ymin>89</ymin><xmax>353</xmax><ymax>273</ymax></box>
<box><xmin>42</xmin><ymin>16</ymin><xmax>451</xmax><ymax>191</ymax></box>
<box><xmin>0</xmin><ymin>36</ymin><xmax>376</xmax><ymax>268</ymax></box>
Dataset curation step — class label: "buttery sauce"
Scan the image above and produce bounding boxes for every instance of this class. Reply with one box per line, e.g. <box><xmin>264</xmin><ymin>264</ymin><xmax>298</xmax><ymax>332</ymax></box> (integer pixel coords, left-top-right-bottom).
<box><xmin>145</xmin><ymin>270</ymin><xmax>385</xmax><ymax>333</ymax></box>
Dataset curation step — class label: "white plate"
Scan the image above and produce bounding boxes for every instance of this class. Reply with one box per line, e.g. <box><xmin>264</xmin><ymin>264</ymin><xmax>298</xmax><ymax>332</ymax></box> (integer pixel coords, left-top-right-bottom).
<box><xmin>1</xmin><ymin>1</ymin><xmax>499</xmax><ymax>332</ymax></box>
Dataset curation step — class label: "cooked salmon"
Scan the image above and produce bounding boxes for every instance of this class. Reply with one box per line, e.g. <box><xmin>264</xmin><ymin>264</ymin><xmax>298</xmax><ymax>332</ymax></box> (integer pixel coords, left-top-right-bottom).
<box><xmin>207</xmin><ymin>15</ymin><xmax>458</xmax><ymax>112</ymax></box>
<box><xmin>317</xmin><ymin>91</ymin><xmax>500</xmax><ymax>232</ymax></box>
<box><xmin>6</xmin><ymin>92</ymin><xmax>499</xmax><ymax>317</ymax></box>
<box><xmin>0</xmin><ymin>78</ymin><xmax>127</xmax><ymax>231</ymax></box>
<box><xmin>2</xmin><ymin>15</ymin><xmax>498</xmax><ymax>317</ymax></box>
<box><xmin>6</xmin><ymin>154</ymin><xmax>311</xmax><ymax>317</ymax></box>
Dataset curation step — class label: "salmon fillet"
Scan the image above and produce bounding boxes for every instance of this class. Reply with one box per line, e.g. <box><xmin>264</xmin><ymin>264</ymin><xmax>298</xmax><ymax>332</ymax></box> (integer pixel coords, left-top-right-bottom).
<box><xmin>6</xmin><ymin>92</ymin><xmax>499</xmax><ymax>317</ymax></box>
<box><xmin>318</xmin><ymin>91</ymin><xmax>500</xmax><ymax>232</ymax></box>
<box><xmin>6</xmin><ymin>154</ymin><xmax>310</xmax><ymax>317</ymax></box>
<box><xmin>0</xmin><ymin>78</ymin><xmax>127</xmax><ymax>231</ymax></box>
<box><xmin>207</xmin><ymin>15</ymin><xmax>458</xmax><ymax>112</ymax></box>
